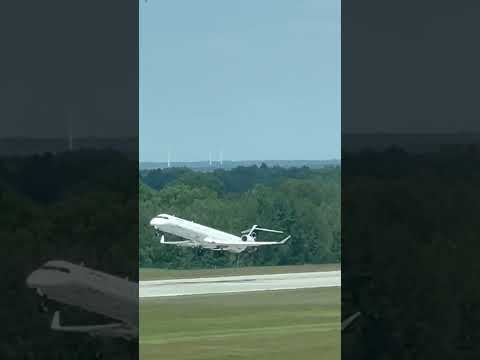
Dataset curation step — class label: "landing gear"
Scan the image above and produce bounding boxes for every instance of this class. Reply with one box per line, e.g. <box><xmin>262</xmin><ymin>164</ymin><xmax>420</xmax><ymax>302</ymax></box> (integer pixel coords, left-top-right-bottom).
<box><xmin>36</xmin><ymin>293</ymin><xmax>49</xmax><ymax>313</ymax></box>
<box><xmin>235</xmin><ymin>253</ymin><xmax>241</xmax><ymax>268</ymax></box>
<box><xmin>194</xmin><ymin>246</ymin><xmax>207</xmax><ymax>257</ymax></box>
<box><xmin>37</xmin><ymin>301</ymin><xmax>48</xmax><ymax>313</ymax></box>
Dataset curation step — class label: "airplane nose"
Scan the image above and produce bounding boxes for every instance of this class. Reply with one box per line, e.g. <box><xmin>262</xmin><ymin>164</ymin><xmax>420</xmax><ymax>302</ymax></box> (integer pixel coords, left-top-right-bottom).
<box><xmin>26</xmin><ymin>269</ymin><xmax>69</xmax><ymax>288</ymax></box>
<box><xmin>150</xmin><ymin>218</ymin><xmax>167</xmax><ymax>227</ymax></box>
<box><xmin>26</xmin><ymin>270</ymin><xmax>42</xmax><ymax>288</ymax></box>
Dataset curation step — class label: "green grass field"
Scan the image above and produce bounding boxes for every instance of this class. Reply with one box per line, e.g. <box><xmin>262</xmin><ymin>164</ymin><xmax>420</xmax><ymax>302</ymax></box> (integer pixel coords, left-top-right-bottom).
<box><xmin>140</xmin><ymin>287</ymin><xmax>340</xmax><ymax>360</ymax></box>
<box><xmin>139</xmin><ymin>263</ymin><xmax>340</xmax><ymax>281</ymax></box>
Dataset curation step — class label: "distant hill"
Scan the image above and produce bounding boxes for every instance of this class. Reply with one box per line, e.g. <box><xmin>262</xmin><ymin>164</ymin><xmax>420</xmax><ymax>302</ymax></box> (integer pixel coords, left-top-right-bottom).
<box><xmin>0</xmin><ymin>137</ymin><xmax>138</xmax><ymax>158</ymax></box>
<box><xmin>343</xmin><ymin>133</ymin><xmax>480</xmax><ymax>153</ymax></box>
<box><xmin>140</xmin><ymin>159</ymin><xmax>340</xmax><ymax>171</ymax></box>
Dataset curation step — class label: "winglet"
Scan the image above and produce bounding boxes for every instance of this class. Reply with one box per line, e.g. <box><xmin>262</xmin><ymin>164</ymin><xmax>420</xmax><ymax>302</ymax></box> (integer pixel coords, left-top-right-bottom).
<box><xmin>280</xmin><ymin>235</ymin><xmax>291</xmax><ymax>244</ymax></box>
<box><xmin>160</xmin><ymin>235</ymin><xmax>165</xmax><ymax>244</ymax></box>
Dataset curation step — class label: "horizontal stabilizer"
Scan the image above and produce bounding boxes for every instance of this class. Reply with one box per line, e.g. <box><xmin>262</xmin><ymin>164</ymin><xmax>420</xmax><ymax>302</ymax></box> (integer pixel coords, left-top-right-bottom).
<box><xmin>241</xmin><ymin>225</ymin><xmax>284</xmax><ymax>234</ymax></box>
<box><xmin>256</xmin><ymin>227</ymin><xmax>284</xmax><ymax>234</ymax></box>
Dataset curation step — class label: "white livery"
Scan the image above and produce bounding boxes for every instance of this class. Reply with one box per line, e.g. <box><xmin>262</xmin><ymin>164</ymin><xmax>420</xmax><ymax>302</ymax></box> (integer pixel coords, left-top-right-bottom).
<box><xmin>150</xmin><ymin>214</ymin><xmax>291</xmax><ymax>253</ymax></box>
<box><xmin>26</xmin><ymin>260</ymin><xmax>137</xmax><ymax>340</ymax></box>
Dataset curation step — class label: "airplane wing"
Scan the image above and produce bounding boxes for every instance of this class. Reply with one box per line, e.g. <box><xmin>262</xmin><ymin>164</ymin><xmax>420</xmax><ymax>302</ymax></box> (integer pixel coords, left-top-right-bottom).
<box><xmin>51</xmin><ymin>311</ymin><xmax>137</xmax><ymax>340</ymax></box>
<box><xmin>26</xmin><ymin>261</ymin><xmax>138</xmax><ymax>335</ymax></box>
<box><xmin>159</xmin><ymin>235</ymin><xmax>195</xmax><ymax>246</ymax></box>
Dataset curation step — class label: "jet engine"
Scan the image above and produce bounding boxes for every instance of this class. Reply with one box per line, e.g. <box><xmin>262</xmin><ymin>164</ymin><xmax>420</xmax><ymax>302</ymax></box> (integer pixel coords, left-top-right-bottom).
<box><xmin>241</xmin><ymin>234</ymin><xmax>255</xmax><ymax>242</ymax></box>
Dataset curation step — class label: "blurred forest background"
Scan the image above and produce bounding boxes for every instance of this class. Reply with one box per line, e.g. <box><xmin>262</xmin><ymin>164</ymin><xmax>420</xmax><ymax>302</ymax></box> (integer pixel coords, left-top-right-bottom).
<box><xmin>0</xmin><ymin>150</ymin><xmax>137</xmax><ymax>359</ymax></box>
<box><xmin>342</xmin><ymin>145</ymin><xmax>480</xmax><ymax>359</ymax></box>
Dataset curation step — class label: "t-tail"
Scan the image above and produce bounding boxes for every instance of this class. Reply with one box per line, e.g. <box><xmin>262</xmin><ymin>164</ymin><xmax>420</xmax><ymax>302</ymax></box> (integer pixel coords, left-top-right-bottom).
<box><xmin>240</xmin><ymin>225</ymin><xmax>291</xmax><ymax>243</ymax></box>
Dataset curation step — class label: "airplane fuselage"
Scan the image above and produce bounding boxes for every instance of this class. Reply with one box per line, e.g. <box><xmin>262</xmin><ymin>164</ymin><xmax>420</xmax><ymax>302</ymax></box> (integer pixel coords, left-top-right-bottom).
<box><xmin>150</xmin><ymin>214</ymin><xmax>250</xmax><ymax>253</ymax></box>
<box><xmin>26</xmin><ymin>260</ymin><xmax>138</xmax><ymax>337</ymax></box>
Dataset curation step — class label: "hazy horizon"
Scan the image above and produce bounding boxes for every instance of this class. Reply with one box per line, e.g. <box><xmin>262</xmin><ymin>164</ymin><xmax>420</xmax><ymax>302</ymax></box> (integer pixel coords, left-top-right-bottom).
<box><xmin>140</xmin><ymin>158</ymin><xmax>340</xmax><ymax>163</ymax></box>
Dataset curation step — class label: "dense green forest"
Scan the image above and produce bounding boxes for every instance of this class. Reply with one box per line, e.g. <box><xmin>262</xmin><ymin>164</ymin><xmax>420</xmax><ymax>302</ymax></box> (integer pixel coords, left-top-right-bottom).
<box><xmin>0</xmin><ymin>150</ymin><xmax>137</xmax><ymax>359</ymax></box>
<box><xmin>139</xmin><ymin>165</ymin><xmax>341</xmax><ymax>268</ymax></box>
<box><xmin>342</xmin><ymin>146</ymin><xmax>480</xmax><ymax>359</ymax></box>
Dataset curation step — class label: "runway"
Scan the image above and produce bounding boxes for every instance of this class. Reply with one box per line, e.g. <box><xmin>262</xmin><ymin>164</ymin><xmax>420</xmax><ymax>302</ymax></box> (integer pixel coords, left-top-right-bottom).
<box><xmin>140</xmin><ymin>271</ymin><xmax>341</xmax><ymax>298</ymax></box>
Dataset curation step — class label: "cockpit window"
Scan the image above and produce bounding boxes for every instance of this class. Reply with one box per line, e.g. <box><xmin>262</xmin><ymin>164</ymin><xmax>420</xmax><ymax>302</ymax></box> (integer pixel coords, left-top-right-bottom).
<box><xmin>157</xmin><ymin>215</ymin><xmax>169</xmax><ymax>219</ymax></box>
<box><xmin>41</xmin><ymin>265</ymin><xmax>71</xmax><ymax>273</ymax></box>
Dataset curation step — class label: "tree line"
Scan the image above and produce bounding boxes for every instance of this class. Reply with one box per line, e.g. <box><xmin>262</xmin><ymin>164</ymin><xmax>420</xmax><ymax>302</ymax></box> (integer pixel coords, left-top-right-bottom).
<box><xmin>139</xmin><ymin>164</ymin><xmax>341</xmax><ymax>268</ymax></box>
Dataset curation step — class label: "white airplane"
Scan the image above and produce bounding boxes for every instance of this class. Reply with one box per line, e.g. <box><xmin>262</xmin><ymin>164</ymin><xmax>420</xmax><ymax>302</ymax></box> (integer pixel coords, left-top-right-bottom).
<box><xmin>26</xmin><ymin>260</ymin><xmax>138</xmax><ymax>340</ymax></box>
<box><xmin>150</xmin><ymin>214</ymin><xmax>291</xmax><ymax>253</ymax></box>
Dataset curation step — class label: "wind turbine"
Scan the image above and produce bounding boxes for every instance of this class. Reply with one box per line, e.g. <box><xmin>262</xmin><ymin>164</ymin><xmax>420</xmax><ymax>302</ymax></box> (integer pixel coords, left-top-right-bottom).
<box><xmin>67</xmin><ymin>107</ymin><xmax>74</xmax><ymax>151</ymax></box>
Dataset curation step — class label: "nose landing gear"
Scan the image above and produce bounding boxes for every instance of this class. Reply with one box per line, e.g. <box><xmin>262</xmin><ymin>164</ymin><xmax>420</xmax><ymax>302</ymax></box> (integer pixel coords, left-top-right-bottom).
<box><xmin>37</xmin><ymin>299</ymin><xmax>48</xmax><ymax>313</ymax></box>
<box><xmin>36</xmin><ymin>291</ymin><xmax>49</xmax><ymax>313</ymax></box>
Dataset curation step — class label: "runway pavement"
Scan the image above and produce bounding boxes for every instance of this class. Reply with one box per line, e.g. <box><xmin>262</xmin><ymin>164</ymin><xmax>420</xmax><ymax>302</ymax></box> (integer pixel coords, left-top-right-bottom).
<box><xmin>140</xmin><ymin>271</ymin><xmax>341</xmax><ymax>298</ymax></box>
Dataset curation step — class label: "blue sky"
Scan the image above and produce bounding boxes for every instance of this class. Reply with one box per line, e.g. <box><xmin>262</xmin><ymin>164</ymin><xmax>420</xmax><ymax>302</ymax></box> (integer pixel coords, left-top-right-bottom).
<box><xmin>140</xmin><ymin>0</ymin><xmax>340</xmax><ymax>162</ymax></box>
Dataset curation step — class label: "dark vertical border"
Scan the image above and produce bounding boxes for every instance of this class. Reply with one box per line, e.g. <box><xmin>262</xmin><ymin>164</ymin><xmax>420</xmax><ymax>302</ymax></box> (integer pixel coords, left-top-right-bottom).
<box><xmin>342</xmin><ymin>1</ymin><xmax>480</xmax><ymax>358</ymax></box>
<box><xmin>0</xmin><ymin>1</ymin><xmax>138</xmax><ymax>359</ymax></box>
